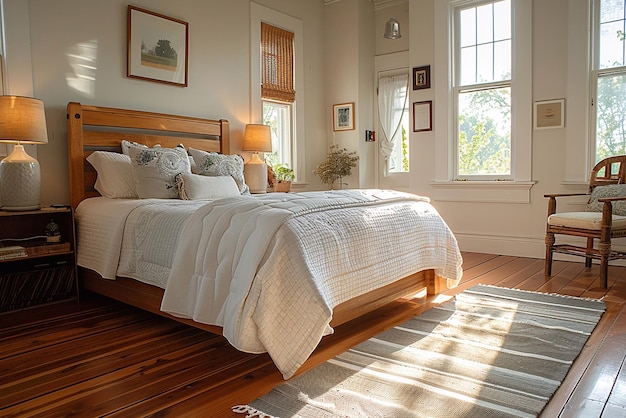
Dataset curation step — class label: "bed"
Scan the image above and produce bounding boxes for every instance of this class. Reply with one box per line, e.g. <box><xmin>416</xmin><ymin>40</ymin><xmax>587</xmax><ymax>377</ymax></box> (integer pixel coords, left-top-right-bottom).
<box><xmin>67</xmin><ymin>102</ymin><xmax>463</xmax><ymax>379</ymax></box>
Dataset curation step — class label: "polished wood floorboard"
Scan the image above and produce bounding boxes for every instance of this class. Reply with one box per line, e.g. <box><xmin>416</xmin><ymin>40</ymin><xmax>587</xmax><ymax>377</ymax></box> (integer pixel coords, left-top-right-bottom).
<box><xmin>1</xmin><ymin>252</ymin><xmax>625</xmax><ymax>417</ymax></box>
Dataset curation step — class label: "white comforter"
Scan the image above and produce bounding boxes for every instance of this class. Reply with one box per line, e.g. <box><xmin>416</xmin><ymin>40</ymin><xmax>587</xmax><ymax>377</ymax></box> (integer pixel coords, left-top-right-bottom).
<box><xmin>76</xmin><ymin>190</ymin><xmax>462</xmax><ymax>379</ymax></box>
<box><xmin>160</xmin><ymin>190</ymin><xmax>462</xmax><ymax>378</ymax></box>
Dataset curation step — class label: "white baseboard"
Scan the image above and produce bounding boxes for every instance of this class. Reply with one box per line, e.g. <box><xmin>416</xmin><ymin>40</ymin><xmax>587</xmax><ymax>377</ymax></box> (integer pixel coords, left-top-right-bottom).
<box><xmin>455</xmin><ymin>233</ymin><xmax>626</xmax><ymax>266</ymax></box>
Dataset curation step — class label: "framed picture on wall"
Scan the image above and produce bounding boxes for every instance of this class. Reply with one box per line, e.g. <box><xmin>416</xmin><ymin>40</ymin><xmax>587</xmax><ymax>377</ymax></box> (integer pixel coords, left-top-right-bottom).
<box><xmin>413</xmin><ymin>65</ymin><xmax>431</xmax><ymax>90</ymax></box>
<box><xmin>127</xmin><ymin>6</ymin><xmax>189</xmax><ymax>87</ymax></box>
<box><xmin>333</xmin><ymin>102</ymin><xmax>355</xmax><ymax>131</ymax></box>
<box><xmin>413</xmin><ymin>101</ymin><xmax>433</xmax><ymax>132</ymax></box>
<box><xmin>534</xmin><ymin>99</ymin><xmax>565</xmax><ymax>129</ymax></box>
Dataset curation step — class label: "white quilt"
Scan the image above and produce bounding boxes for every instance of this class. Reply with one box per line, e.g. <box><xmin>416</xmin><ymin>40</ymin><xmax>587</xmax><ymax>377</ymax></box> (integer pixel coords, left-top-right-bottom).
<box><xmin>159</xmin><ymin>189</ymin><xmax>463</xmax><ymax>379</ymax></box>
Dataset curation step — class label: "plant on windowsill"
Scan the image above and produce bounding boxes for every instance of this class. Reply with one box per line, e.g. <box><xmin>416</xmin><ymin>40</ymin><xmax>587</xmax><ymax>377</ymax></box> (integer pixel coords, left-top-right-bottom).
<box><xmin>272</xmin><ymin>164</ymin><xmax>295</xmax><ymax>192</ymax></box>
<box><xmin>313</xmin><ymin>144</ymin><xmax>359</xmax><ymax>190</ymax></box>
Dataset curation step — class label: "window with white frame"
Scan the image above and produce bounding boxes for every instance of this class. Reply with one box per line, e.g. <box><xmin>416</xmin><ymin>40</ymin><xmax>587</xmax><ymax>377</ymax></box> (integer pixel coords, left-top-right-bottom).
<box><xmin>455</xmin><ymin>0</ymin><xmax>511</xmax><ymax>179</ymax></box>
<box><xmin>378</xmin><ymin>73</ymin><xmax>410</xmax><ymax>174</ymax></box>
<box><xmin>592</xmin><ymin>0</ymin><xmax>626</xmax><ymax>162</ymax></box>
<box><xmin>261</xmin><ymin>23</ymin><xmax>295</xmax><ymax>172</ymax></box>
<box><xmin>250</xmin><ymin>4</ymin><xmax>304</xmax><ymax>182</ymax></box>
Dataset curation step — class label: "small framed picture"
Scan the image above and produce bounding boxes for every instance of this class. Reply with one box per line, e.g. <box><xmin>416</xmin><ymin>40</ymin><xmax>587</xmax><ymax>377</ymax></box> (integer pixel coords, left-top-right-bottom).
<box><xmin>127</xmin><ymin>6</ymin><xmax>189</xmax><ymax>87</ymax></box>
<box><xmin>413</xmin><ymin>65</ymin><xmax>431</xmax><ymax>90</ymax></box>
<box><xmin>333</xmin><ymin>102</ymin><xmax>355</xmax><ymax>131</ymax></box>
<box><xmin>413</xmin><ymin>101</ymin><xmax>433</xmax><ymax>132</ymax></box>
<box><xmin>534</xmin><ymin>99</ymin><xmax>565</xmax><ymax>130</ymax></box>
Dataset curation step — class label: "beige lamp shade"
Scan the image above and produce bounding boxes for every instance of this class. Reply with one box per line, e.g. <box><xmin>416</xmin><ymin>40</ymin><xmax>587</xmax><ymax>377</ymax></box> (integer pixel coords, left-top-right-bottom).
<box><xmin>0</xmin><ymin>96</ymin><xmax>48</xmax><ymax>211</ymax></box>
<box><xmin>242</xmin><ymin>124</ymin><xmax>272</xmax><ymax>194</ymax></box>
<box><xmin>0</xmin><ymin>96</ymin><xmax>49</xmax><ymax>144</ymax></box>
<box><xmin>242</xmin><ymin>124</ymin><xmax>272</xmax><ymax>153</ymax></box>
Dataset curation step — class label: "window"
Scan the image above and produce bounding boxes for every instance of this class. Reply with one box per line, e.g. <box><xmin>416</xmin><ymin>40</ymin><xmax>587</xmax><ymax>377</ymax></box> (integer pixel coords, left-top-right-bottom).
<box><xmin>455</xmin><ymin>0</ymin><xmax>511</xmax><ymax>179</ymax></box>
<box><xmin>432</xmin><ymin>0</ymin><xmax>531</xmax><ymax>202</ymax></box>
<box><xmin>378</xmin><ymin>74</ymin><xmax>409</xmax><ymax>174</ymax></box>
<box><xmin>592</xmin><ymin>0</ymin><xmax>626</xmax><ymax>162</ymax></box>
<box><xmin>261</xmin><ymin>22</ymin><xmax>295</xmax><ymax>174</ymax></box>
<box><xmin>251</xmin><ymin>5</ymin><xmax>303</xmax><ymax>181</ymax></box>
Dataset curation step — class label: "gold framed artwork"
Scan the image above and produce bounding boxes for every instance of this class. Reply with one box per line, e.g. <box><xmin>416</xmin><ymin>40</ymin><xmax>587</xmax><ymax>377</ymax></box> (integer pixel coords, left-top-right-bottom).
<box><xmin>534</xmin><ymin>99</ymin><xmax>564</xmax><ymax>130</ymax></box>
<box><xmin>333</xmin><ymin>102</ymin><xmax>355</xmax><ymax>131</ymax></box>
<box><xmin>127</xmin><ymin>6</ymin><xmax>189</xmax><ymax>87</ymax></box>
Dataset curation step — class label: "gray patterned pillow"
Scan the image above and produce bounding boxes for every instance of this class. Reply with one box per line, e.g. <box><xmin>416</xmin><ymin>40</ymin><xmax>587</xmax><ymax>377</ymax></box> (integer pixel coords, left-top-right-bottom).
<box><xmin>127</xmin><ymin>143</ymin><xmax>191</xmax><ymax>199</ymax></box>
<box><xmin>586</xmin><ymin>184</ymin><xmax>626</xmax><ymax>215</ymax></box>
<box><xmin>188</xmin><ymin>148</ymin><xmax>249</xmax><ymax>194</ymax></box>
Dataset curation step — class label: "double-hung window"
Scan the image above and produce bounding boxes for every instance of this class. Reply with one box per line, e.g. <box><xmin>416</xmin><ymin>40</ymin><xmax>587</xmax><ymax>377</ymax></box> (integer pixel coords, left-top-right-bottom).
<box><xmin>433</xmin><ymin>0</ymin><xmax>531</xmax><ymax>202</ymax></box>
<box><xmin>261</xmin><ymin>23</ymin><xmax>295</xmax><ymax>171</ymax></box>
<box><xmin>592</xmin><ymin>0</ymin><xmax>626</xmax><ymax>162</ymax></box>
<box><xmin>455</xmin><ymin>0</ymin><xmax>511</xmax><ymax>180</ymax></box>
<box><xmin>251</xmin><ymin>4</ymin><xmax>304</xmax><ymax>181</ymax></box>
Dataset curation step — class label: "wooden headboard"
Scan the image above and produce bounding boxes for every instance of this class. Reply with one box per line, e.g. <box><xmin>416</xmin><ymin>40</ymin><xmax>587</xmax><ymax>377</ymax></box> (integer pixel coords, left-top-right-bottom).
<box><xmin>66</xmin><ymin>102</ymin><xmax>230</xmax><ymax>208</ymax></box>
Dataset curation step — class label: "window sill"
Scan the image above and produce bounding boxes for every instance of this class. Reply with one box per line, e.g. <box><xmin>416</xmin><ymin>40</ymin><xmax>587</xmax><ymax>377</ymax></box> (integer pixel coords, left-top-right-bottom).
<box><xmin>429</xmin><ymin>181</ymin><xmax>536</xmax><ymax>203</ymax></box>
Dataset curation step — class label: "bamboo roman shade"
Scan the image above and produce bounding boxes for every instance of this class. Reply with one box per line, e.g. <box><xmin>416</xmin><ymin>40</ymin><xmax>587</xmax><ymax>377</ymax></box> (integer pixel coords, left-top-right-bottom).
<box><xmin>261</xmin><ymin>22</ymin><xmax>295</xmax><ymax>103</ymax></box>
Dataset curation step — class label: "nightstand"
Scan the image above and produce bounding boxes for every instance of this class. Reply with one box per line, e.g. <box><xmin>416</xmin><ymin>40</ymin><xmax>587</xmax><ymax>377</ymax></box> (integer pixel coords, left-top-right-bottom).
<box><xmin>0</xmin><ymin>207</ymin><xmax>78</xmax><ymax>313</ymax></box>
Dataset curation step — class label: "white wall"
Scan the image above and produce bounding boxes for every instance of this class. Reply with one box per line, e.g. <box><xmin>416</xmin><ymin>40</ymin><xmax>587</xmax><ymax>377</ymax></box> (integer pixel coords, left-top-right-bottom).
<box><xmin>3</xmin><ymin>0</ymin><xmax>592</xmax><ymax>260</ymax></box>
<box><xmin>371</xmin><ymin>0</ymin><xmax>590</xmax><ymax>260</ymax></box>
<box><xmin>3</xmin><ymin>0</ymin><xmax>327</xmax><ymax>205</ymax></box>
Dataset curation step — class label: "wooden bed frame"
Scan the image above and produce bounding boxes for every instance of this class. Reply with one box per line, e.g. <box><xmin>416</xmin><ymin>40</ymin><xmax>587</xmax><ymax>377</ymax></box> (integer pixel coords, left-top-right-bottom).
<box><xmin>67</xmin><ymin>101</ymin><xmax>448</xmax><ymax>336</ymax></box>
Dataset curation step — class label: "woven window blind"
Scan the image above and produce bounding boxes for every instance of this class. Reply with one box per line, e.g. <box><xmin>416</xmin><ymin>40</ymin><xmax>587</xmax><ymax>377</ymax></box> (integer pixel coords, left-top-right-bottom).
<box><xmin>261</xmin><ymin>22</ymin><xmax>295</xmax><ymax>103</ymax></box>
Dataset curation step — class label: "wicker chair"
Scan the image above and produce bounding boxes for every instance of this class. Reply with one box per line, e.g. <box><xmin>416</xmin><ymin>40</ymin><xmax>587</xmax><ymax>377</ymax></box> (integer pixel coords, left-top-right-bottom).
<box><xmin>545</xmin><ymin>155</ymin><xmax>626</xmax><ymax>288</ymax></box>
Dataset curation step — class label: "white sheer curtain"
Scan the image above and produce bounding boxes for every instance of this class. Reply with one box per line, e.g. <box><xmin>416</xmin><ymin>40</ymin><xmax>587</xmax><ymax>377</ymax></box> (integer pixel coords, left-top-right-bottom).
<box><xmin>378</xmin><ymin>74</ymin><xmax>408</xmax><ymax>176</ymax></box>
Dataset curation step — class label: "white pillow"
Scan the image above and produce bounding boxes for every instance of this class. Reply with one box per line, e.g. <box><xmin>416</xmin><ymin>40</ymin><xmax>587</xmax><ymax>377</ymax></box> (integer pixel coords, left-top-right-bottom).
<box><xmin>188</xmin><ymin>148</ymin><xmax>249</xmax><ymax>194</ymax></box>
<box><xmin>176</xmin><ymin>173</ymin><xmax>240</xmax><ymax>200</ymax></box>
<box><xmin>121</xmin><ymin>140</ymin><xmax>147</xmax><ymax>156</ymax></box>
<box><xmin>86</xmin><ymin>151</ymin><xmax>138</xmax><ymax>199</ymax></box>
<box><xmin>127</xmin><ymin>143</ymin><xmax>191</xmax><ymax>199</ymax></box>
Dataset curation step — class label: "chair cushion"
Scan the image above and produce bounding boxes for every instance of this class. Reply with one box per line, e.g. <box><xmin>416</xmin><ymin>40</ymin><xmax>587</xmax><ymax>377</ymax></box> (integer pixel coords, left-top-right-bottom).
<box><xmin>548</xmin><ymin>211</ymin><xmax>626</xmax><ymax>230</ymax></box>
<box><xmin>586</xmin><ymin>184</ymin><xmax>626</xmax><ymax>215</ymax></box>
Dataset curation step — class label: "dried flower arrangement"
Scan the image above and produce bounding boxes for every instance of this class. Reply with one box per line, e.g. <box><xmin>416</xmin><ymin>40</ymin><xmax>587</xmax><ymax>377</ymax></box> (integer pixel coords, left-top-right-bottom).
<box><xmin>313</xmin><ymin>144</ymin><xmax>359</xmax><ymax>189</ymax></box>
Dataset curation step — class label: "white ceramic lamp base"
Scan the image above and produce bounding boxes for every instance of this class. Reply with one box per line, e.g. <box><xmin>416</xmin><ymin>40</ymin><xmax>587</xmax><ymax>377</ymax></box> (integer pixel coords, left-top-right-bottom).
<box><xmin>244</xmin><ymin>153</ymin><xmax>268</xmax><ymax>194</ymax></box>
<box><xmin>0</xmin><ymin>145</ymin><xmax>41</xmax><ymax>211</ymax></box>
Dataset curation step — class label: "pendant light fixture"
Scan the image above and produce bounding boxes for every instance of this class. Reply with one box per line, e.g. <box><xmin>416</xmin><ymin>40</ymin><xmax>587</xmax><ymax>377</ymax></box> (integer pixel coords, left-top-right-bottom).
<box><xmin>384</xmin><ymin>17</ymin><xmax>401</xmax><ymax>40</ymax></box>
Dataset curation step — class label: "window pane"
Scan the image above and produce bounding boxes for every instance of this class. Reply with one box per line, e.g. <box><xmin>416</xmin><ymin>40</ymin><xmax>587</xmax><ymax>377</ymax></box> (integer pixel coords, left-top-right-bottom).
<box><xmin>476</xmin><ymin>43</ymin><xmax>493</xmax><ymax>82</ymax></box>
<box><xmin>493</xmin><ymin>0</ymin><xmax>511</xmax><ymax>41</ymax></box>
<box><xmin>476</xmin><ymin>4</ymin><xmax>493</xmax><ymax>44</ymax></box>
<box><xmin>596</xmin><ymin>73</ymin><xmax>626</xmax><ymax>161</ymax></box>
<box><xmin>457</xmin><ymin>87</ymin><xmax>511</xmax><ymax>176</ymax></box>
<box><xmin>600</xmin><ymin>20</ymin><xmax>625</xmax><ymax>68</ymax></box>
<box><xmin>460</xmin><ymin>46</ymin><xmax>477</xmax><ymax>85</ymax></box>
<box><xmin>601</xmin><ymin>0</ymin><xmax>625</xmax><ymax>22</ymax></box>
<box><xmin>494</xmin><ymin>39</ymin><xmax>511</xmax><ymax>80</ymax></box>
<box><xmin>388</xmin><ymin>110</ymin><xmax>410</xmax><ymax>173</ymax></box>
<box><xmin>263</xmin><ymin>100</ymin><xmax>293</xmax><ymax>171</ymax></box>
<box><xmin>460</xmin><ymin>8</ymin><xmax>476</xmax><ymax>48</ymax></box>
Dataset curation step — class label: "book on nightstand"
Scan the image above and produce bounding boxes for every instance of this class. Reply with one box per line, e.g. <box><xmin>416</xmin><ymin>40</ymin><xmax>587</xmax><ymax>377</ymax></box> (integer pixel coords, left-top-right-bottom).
<box><xmin>0</xmin><ymin>245</ymin><xmax>28</xmax><ymax>260</ymax></box>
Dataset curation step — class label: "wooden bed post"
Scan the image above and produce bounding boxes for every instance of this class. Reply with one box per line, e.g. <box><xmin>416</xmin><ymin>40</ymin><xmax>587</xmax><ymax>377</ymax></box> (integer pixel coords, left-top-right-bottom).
<box><xmin>67</xmin><ymin>102</ymin><xmax>85</xmax><ymax>209</ymax></box>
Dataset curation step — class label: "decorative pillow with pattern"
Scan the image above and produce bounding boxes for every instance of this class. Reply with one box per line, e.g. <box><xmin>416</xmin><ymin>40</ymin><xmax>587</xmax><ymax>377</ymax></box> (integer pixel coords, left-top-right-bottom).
<box><xmin>127</xmin><ymin>143</ymin><xmax>191</xmax><ymax>199</ymax></box>
<box><xmin>187</xmin><ymin>148</ymin><xmax>249</xmax><ymax>194</ymax></box>
<box><xmin>585</xmin><ymin>184</ymin><xmax>626</xmax><ymax>215</ymax></box>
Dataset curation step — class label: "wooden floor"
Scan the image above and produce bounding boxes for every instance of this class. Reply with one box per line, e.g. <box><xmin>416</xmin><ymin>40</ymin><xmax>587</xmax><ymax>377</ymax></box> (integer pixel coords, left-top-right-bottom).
<box><xmin>1</xmin><ymin>252</ymin><xmax>625</xmax><ymax>417</ymax></box>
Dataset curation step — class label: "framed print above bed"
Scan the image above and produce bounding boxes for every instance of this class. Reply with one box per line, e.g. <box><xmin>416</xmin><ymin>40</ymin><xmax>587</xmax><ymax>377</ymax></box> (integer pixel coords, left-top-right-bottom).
<box><xmin>127</xmin><ymin>6</ymin><xmax>189</xmax><ymax>87</ymax></box>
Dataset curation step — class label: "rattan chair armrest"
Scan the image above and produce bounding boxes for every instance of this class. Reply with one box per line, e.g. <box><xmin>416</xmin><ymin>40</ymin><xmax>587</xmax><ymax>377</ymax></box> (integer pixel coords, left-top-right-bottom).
<box><xmin>543</xmin><ymin>193</ymin><xmax>589</xmax><ymax>198</ymax></box>
<box><xmin>598</xmin><ymin>196</ymin><xmax>626</xmax><ymax>202</ymax></box>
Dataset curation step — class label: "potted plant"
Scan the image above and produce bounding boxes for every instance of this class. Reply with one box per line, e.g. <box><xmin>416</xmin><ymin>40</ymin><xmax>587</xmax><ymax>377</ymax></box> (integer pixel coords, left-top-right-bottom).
<box><xmin>272</xmin><ymin>164</ymin><xmax>295</xmax><ymax>192</ymax></box>
<box><xmin>313</xmin><ymin>144</ymin><xmax>359</xmax><ymax>189</ymax></box>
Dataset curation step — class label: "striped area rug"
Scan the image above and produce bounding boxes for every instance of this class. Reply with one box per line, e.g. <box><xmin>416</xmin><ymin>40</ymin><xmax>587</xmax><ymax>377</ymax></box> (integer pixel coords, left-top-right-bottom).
<box><xmin>233</xmin><ymin>285</ymin><xmax>606</xmax><ymax>418</ymax></box>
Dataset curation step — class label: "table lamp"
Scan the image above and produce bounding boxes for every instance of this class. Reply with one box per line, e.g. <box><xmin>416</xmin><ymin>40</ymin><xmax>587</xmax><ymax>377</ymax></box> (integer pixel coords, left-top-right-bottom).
<box><xmin>0</xmin><ymin>96</ymin><xmax>48</xmax><ymax>211</ymax></box>
<box><xmin>242</xmin><ymin>124</ymin><xmax>272</xmax><ymax>194</ymax></box>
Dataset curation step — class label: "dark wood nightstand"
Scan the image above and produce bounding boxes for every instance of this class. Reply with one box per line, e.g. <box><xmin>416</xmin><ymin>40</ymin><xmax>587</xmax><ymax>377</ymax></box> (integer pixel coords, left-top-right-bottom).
<box><xmin>0</xmin><ymin>207</ymin><xmax>78</xmax><ymax>314</ymax></box>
